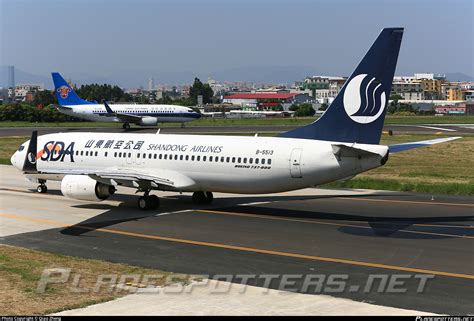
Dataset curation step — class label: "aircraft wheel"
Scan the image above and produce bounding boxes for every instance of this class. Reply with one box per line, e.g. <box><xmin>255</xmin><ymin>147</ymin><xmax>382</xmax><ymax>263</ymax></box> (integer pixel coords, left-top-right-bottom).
<box><xmin>123</xmin><ymin>123</ymin><xmax>130</xmax><ymax>130</ymax></box>
<box><xmin>205</xmin><ymin>192</ymin><xmax>213</xmax><ymax>204</ymax></box>
<box><xmin>149</xmin><ymin>195</ymin><xmax>160</xmax><ymax>209</ymax></box>
<box><xmin>192</xmin><ymin>191</ymin><xmax>206</xmax><ymax>204</ymax></box>
<box><xmin>138</xmin><ymin>196</ymin><xmax>149</xmax><ymax>210</ymax></box>
<box><xmin>37</xmin><ymin>184</ymin><xmax>47</xmax><ymax>193</ymax></box>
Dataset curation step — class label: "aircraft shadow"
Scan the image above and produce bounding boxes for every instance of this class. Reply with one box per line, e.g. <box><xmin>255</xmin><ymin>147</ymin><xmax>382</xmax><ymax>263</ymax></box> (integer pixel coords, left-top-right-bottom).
<box><xmin>58</xmin><ymin>191</ymin><xmax>473</xmax><ymax>240</ymax></box>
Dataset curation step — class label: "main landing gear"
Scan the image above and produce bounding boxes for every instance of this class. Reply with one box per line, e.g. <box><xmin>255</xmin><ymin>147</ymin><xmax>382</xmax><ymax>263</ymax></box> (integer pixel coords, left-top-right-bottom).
<box><xmin>192</xmin><ymin>191</ymin><xmax>213</xmax><ymax>205</ymax></box>
<box><xmin>37</xmin><ymin>179</ymin><xmax>47</xmax><ymax>193</ymax></box>
<box><xmin>122</xmin><ymin>123</ymin><xmax>131</xmax><ymax>130</ymax></box>
<box><xmin>137</xmin><ymin>191</ymin><xmax>160</xmax><ymax>210</ymax></box>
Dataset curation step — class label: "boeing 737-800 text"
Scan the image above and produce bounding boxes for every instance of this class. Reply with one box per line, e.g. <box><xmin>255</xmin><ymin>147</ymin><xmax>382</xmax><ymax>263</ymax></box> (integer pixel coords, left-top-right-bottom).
<box><xmin>11</xmin><ymin>28</ymin><xmax>460</xmax><ymax>210</ymax></box>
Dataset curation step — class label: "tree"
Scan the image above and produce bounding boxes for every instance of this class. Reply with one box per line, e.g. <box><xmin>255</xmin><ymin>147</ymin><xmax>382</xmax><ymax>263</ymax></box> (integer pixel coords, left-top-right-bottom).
<box><xmin>290</xmin><ymin>103</ymin><xmax>315</xmax><ymax>117</ymax></box>
<box><xmin>189</xmin><ymin>77</ymin><xmax>214</xmax><ymax>105</ymax></box>
<box><xmin>33</xmin><ymin>90</ymin><xmax>56</xmax><ymax>107</ymax></box>
<box><xmin>76</xmin><ymin>84</ymin><xmax>131</xmax><ymax>103</ymax></box>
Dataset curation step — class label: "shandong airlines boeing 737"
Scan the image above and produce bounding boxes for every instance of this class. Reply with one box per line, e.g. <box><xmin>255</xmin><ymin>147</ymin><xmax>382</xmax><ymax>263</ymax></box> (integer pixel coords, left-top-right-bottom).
<box><xmin>52</xmin><ymin>72</ymin><xmax>201</xmax><ymax>129</ymax></box>
<box><xmin>11</xmin><ymin>28</ymin><xmax>460</xmax><ymax>210</ymax></box>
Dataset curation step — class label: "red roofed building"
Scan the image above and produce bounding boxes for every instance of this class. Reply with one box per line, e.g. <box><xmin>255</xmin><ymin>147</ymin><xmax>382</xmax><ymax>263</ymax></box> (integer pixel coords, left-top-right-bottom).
<box><xmin>223</xmin><ymin>92</ymin><xmax>312</xmax><ymax>110</ymax></box>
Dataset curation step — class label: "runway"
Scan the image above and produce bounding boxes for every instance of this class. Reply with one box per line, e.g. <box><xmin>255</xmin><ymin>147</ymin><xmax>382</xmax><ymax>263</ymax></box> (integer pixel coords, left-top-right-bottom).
<box><xmin>0</xmin><ymin>165</ymin><xmax>473</xmax><ymax>314</ymax></box>
<box><xmin>1</xmin><ymin>123</ymin><xmax>473</xmax><ymax>137</ymax></box>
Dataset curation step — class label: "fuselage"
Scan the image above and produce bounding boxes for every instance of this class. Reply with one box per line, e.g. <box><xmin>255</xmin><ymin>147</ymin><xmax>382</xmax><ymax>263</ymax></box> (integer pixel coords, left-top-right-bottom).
<box><xmin>57</xmin><ymin>104</ymin><xmax>201</xmax><ymax>123</ymax></box>
<box><xmin>11</xmin><ymin>132</ymin><xmax>388</xmax><ymax>194</ymax></box>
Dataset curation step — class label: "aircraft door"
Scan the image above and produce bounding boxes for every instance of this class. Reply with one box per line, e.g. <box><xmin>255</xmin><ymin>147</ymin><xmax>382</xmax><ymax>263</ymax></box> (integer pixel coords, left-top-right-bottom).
<box><xmin>134</xmin><ymin>151</ymin><xmax>142</xmax><ymax>165</ymax></box>
<box><xmin>290</xmin><ymin>148</ymin><xmax>303</xmax><ymax>178</ymax></box>
<box><xmin>126</xmin><ymin>151</ymin><xmax>133</xmax><ymax>165</ymax></box>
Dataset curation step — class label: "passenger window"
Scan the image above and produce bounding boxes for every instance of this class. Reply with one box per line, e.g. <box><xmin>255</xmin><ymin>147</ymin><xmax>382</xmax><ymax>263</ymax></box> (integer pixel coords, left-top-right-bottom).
<box><xmin>197</xmin><ymin>155</ymin><xmax>200</xmax><ymax>161</ymax></box>
<box><xmin>114</xmin><ymin>152</ymin><xmax>117</xmax><ymax>157</ymax></box>
<box><xmin>105</xmin><ymin>152</ymin><xmax>108</xmax><ymax>157</ymax></box>
<box><xmin>268</xmin><ymin>159</ymin><xmax>272</xmax><ymax>165</ymax></box>
<box><xmin>149</xmin><ymin>154</ymin><xmax>152</xmax><ymax>159</ymax></box>
<box><xmin>255</xmin><ymin>158</ymin><xmax>259</xmax><ymax>164</ymax></box>
<box><xmin>143</xmin><ymin>153</ymin><xmax>146</xmax><ymax>159</ymax></box>
<box><xmin>174</xmin><ymin>155</ymin><xmax>178</xmax><ymax>160</ymax></box>
<box><xmin>238</xmin><ymin>157</ymin><xmax>241</xmax><ymax>163</ymax></box>
<box><xmin>226</xmin><ymin>157</ymin><xmax>230</xmax><ymax>163</ymax></box>
<box><xmin>154</xmin><ymin>154</ymin><xmax>157</xmax><ymax>159</ymax></box>
<box><xmin>164</xmin><ymin>154</ymin><xmax>167</xmax><ymax>160</ymax></box>
<box><xmin>81</xmin><ymin>151</ymin><xmax>83</xmax><ymax>156</ymax></box>
<box><xmin>119</xmin><ymin>152</ymin><xmax>122</xmax><ymax>157</ymax></box>
<box><xmin>191</xmin><ymin>155</ymin><xmax>195</xmax><ymax>161</ymax></box>
<box><xmin>86</xmin><ymin>151</ymin><xmax>89</xmax><ymax>156</ymax></box>
<box><xmin>221</xmin><ymin>157</ymin><xmax>224</xmax><ymax>162</ymax></box>
<box><xmin>232</xmin><ymin>157</ymin><xmax>236</xmax><ymax>163</ymax></box>
<box><xmin>128</xmin><ymin>153</ymin><xmax>131</xmax><ymax>157</ymax></box>
<box><xmin>261</xmin><ymin>159</ymin><xmax>265</xmax><ymax>165</ymax></box>
<box><xmin>243</xmin><ymin>158</ymin><xmax>247</xmax><ymax>164</ymax></box>
<box><xmin>203</xmin><ymin>156</ymin><xmax>207</xmax><ymax>161</ymax></box>
<box><xmin>180</xmin><ymin>155</ymin><xmax>184</xmax><ymax>160</ymax></box>
<box><xmin>95</xmin><ymin>151</ymin><xmax>98</xmax><ymax>156</ymax></box>
<box><xmin>249</xmin><ymin>158</ymin><xmax>253</xmax><ymax>164</ymax></box>
<box><xmin>209</xmin><ymin>156</ymin><xmax>213</xmax><ymax>162</ymax></box>
<box><xmin>159</xmin><ymin>154</ymin><xmax>162</xmax><ymax>159</ymax></box>
<box><xmin>185</xmin><ymin>155</ymin><xmax>189</xmax><ymax>161</ymax></box>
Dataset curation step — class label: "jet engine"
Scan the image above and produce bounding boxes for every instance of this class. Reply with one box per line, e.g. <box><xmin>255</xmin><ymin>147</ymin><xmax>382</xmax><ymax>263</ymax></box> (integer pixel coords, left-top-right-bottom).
<box><xmin>138</xmin><ymin>117</ymin><xmax>158</xmax><ymax>126</ymax></box>
<box><xmin>61</xmin><ymin>175</ymin><xmax>116</xmax><ymax>201</ymax></box>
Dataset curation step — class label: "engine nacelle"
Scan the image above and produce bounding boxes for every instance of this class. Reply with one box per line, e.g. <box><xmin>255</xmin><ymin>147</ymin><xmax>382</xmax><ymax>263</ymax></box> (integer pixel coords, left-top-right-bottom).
<box><xmin>61</xmin><ymin>175</ymin><xmax>116</xmax><ymax>201</ymax></box>
<box><xmin>138</xmin><ymin>117</ymin><xmax>158</xmax><ymax>126</ymax></box>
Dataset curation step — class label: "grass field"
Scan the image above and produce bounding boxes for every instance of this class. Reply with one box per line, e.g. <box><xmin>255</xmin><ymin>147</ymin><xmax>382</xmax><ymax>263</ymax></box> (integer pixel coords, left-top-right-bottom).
<box><xmin>0</xmin><ymin>245</ymin><xmax>192</xmax><ymax>315</ymax></box>
<box><xmin>1</xmin><ymin>115</ymin><xmax>473</xmax><ymax>128</ymax></box>
<box><xmin>1</xmin><ymin>134</ymin><xmax>473</xmax><ymax>195</ymax></box>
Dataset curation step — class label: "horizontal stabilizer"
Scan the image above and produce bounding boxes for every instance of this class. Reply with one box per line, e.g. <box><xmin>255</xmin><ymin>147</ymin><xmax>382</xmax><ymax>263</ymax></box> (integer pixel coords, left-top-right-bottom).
<box><xmin>389</xmin><ymin>137</ymin><xmax>462</xmax><ymax>153</ymax></box>
<box><xmin>332</xmin><ymin>144</ymin><xmax>381</xmax><ymax>159</ymax></box>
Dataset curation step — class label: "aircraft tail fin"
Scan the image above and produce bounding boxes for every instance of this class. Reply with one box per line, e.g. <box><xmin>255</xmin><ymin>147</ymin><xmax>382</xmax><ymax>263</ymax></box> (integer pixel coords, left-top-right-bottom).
<box><xmin>51</xmin><ymin>72</ymin><xmax>93</xmax><ymax>106</ymax></box>
<box><xmin>279</xmin><ymin>28</ymin><xmax>403</xmax><ymax>144</ymax></box>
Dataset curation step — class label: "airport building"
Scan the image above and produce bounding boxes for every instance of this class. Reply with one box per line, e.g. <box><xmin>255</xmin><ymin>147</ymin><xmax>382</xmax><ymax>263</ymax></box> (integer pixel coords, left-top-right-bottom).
<box><xmin>222</xmin><ymin>92</ymin><xmax>313</xmax><ymax>110</ymax></box>
<box><xmin>435</xmin><ymin>102</ymin><xmax>474</xmax><ymax>115</ymax></box>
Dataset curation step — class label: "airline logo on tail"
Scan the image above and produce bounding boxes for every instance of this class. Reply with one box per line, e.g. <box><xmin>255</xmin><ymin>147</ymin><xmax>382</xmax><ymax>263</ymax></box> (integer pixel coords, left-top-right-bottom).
<box><xmin>57</xmin><ymin>86</ymin><xmax>71</xmax><ymax>99</ymax></box>
<box><xmin>343</xmin><ymin>74</ymin><xmax>387</xmax><ymax>124</ymax></box>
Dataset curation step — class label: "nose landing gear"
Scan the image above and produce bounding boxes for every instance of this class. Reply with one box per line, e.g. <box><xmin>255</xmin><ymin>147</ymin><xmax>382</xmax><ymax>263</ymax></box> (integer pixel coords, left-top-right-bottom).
<box><xmin>37</xmin><ymin>179</ymin><xmax>47</xmax><ymax>193</ymax></box>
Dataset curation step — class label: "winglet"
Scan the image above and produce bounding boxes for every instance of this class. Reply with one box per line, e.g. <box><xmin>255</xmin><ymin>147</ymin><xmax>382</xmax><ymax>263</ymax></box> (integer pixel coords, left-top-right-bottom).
<box><xmin>103</xmin><ymin>101</ymin><xmax>115</xmax><ymax>114</ymax></box>
<box><xmin>23</xmin><ymin>131</ymin><xmax>38</xmax><ymax>173</ymax></box>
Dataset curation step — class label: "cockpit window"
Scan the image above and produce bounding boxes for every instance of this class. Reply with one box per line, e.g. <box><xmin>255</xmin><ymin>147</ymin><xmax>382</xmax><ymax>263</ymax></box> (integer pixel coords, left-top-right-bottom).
<box><xmin>18</xmin><ymin>145</ymin><xmax>25</xmax><ymax>152</ymax></box>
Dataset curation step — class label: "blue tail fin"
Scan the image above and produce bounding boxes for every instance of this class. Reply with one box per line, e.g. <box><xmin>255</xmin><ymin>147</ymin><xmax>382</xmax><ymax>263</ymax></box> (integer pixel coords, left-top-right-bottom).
<box><xmin>51</xmin><ymin>72</ymin><xmax>93</xmax><ymax>105</ymax></box>
<box><xmin>280</xmin><ymin>28</ymin><xmax>403</xmax><ymax>144</ymax></box>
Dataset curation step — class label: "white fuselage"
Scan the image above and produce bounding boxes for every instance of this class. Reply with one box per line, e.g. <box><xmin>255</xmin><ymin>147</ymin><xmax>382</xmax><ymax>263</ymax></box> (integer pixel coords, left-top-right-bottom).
<box><xmin>12</xmin><ymin>132</ymin><xmax>388</xmax><ymax>194</ymax></box>
<box><xmin>58</xmin><ymin>104</ymin><xmax>200</xmax><ymax>123</ymax></box>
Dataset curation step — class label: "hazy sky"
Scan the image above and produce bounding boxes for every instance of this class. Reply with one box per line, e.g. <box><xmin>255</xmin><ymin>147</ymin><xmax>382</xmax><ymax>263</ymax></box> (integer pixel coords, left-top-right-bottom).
<box><xmin>1</xmin><ymin>0</ymin><xmax>473</xmax><ymax>86</ymax></box>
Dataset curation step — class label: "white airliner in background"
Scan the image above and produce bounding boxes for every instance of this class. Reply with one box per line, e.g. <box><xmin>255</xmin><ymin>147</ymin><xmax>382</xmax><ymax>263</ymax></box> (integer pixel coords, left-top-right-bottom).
<box><xmin>11</xmin><ymin>28</ymin><xmax>460</xmax><ymax>210</ymax></box>
<box><xmin>52</xmin><ymin>72</ymin><xmax>201</xmax><ymax>129</ymax></box>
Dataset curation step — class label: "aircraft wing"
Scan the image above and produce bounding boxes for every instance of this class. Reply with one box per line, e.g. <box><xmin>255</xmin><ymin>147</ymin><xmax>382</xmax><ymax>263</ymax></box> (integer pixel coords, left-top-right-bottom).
<box><xmin>102</xmin><ymin>101</ymin><xmax>143</xmax><ymax>122</ymax></box>
<box><xmin>389</xmin><ymin>136</ymin><xmax>462</xmax><ymax>154</ymax></box>
<box><xmin>43</xmin><ymin>167</ymin><xmax>197</xmax><ymax>191</ymax></box>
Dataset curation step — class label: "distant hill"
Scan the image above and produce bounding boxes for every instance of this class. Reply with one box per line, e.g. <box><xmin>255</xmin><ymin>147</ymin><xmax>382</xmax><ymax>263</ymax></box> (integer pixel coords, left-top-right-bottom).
<box><xmin>0</xmin><ymin>66</ymin><xmax>50</xmax><ymax>88</ymax></box>
<box><xmin>444</xmin><ymin>72</ymin><xmax>473</xmax><ymax>82</ymax></box>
